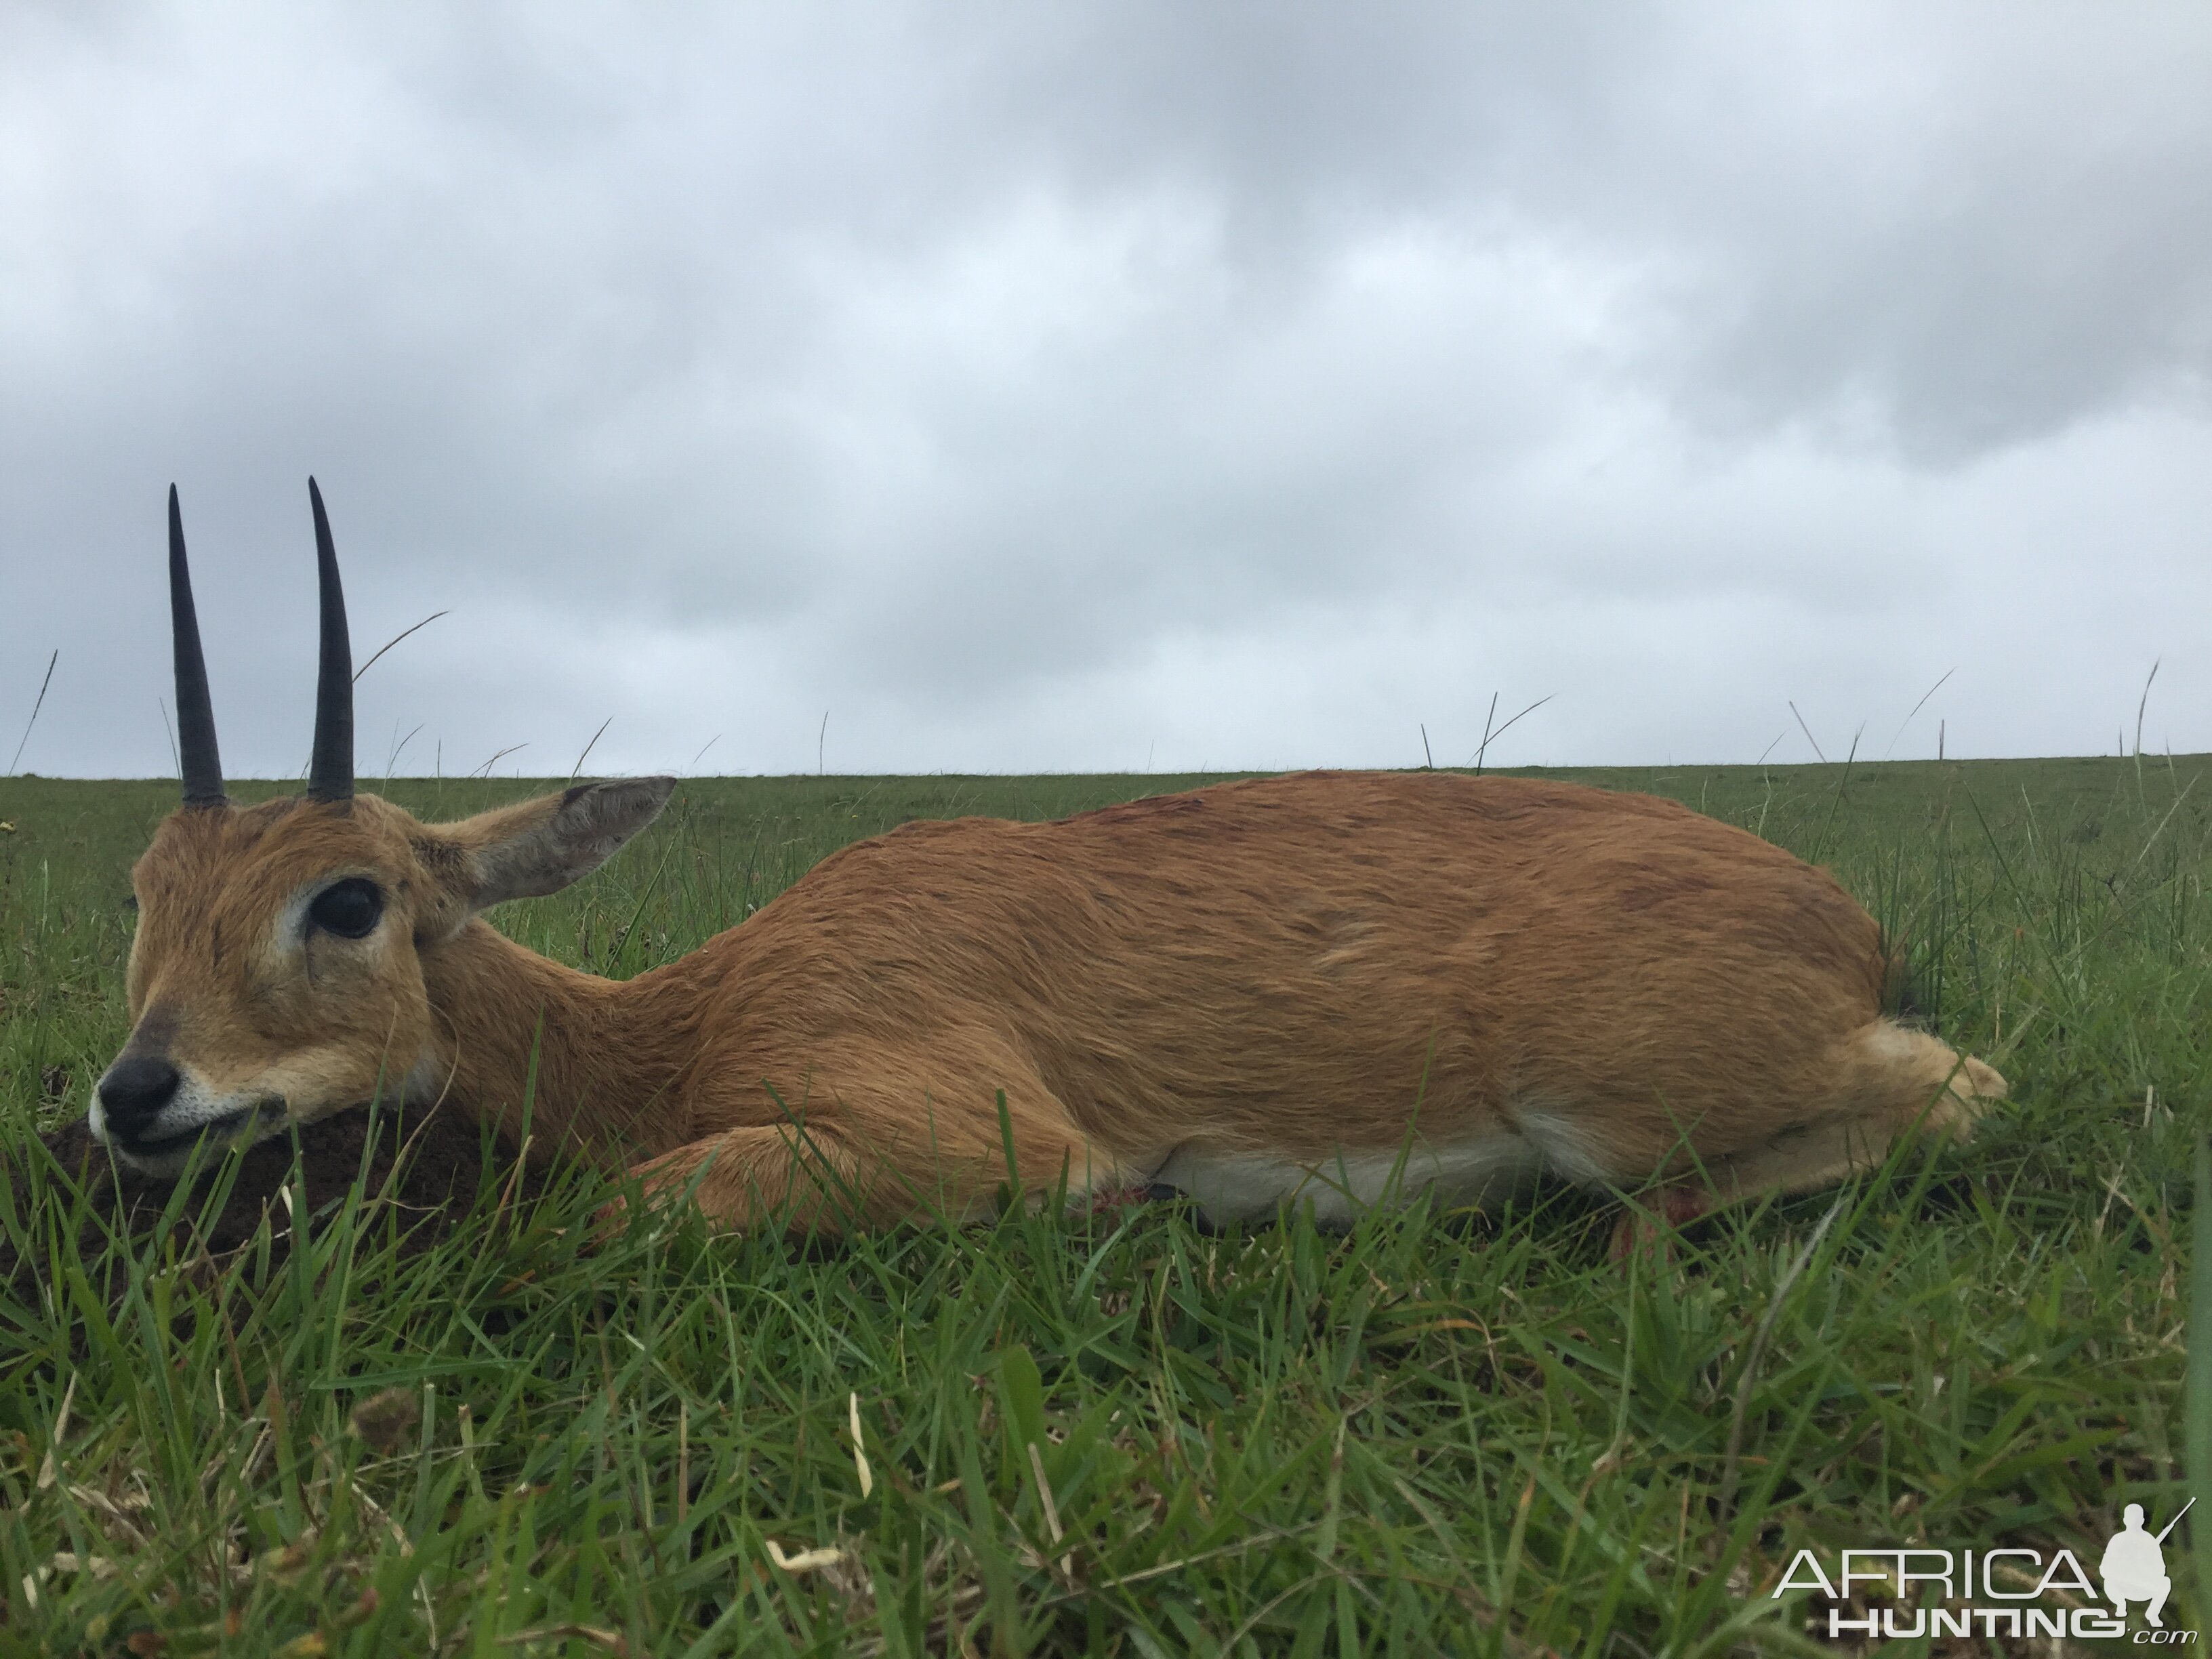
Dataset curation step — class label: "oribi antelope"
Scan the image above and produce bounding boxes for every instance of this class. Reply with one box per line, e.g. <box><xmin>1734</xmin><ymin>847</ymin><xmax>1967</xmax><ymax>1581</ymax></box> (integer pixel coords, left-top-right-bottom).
<box><xmin>89</xmin><ymin>483</ymin><xmax>2006</xmax><ymax>1234</ymax></box>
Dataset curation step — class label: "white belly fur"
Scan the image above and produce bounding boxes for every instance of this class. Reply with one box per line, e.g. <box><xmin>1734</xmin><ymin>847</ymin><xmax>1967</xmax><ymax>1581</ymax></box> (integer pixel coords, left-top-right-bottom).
<box><xmin>1149</xmin><ymin>1109</ymin><xmax>1618</xmax><ymax>1227</ymax></box>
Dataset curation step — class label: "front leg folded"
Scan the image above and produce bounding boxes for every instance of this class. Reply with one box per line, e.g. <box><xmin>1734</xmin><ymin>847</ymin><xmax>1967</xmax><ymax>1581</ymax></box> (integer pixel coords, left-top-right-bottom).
<box><xmin>621</xmin><ymin>1100</ymin><xmax>1117</xmax><ymax>1235</ymax></box>
<box><xmin>625</xmin><ymin>1121</ymin><xmax>873</xmax><ymax>1233</ymax></box>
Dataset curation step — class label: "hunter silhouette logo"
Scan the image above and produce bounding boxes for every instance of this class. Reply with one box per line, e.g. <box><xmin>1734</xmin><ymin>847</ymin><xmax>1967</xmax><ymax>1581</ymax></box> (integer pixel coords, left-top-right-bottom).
<box><xmin>1773</xmin><ymin>1496</ymin><xmax>2198</xmax><ymax>1642</ymax></box>
<box><xmin>2102</xmin><ymin>1499</ymin><xmax>2188</xmax><ymax>1631</ymax></box>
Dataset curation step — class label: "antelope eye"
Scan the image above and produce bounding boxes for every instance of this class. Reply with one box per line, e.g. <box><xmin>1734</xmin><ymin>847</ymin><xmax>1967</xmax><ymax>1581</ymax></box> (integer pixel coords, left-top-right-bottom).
<box><xmin>308</xmin><ymin>878</ymin><xmax>384</xmax><ymax>939</ymax></box>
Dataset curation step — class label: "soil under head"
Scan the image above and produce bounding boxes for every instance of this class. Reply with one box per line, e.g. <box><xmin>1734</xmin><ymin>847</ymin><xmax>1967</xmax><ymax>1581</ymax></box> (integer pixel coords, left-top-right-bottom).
<box><xmin>0</xmin><ymin>1104</ymin><xmax>531</xmax><ymax>1293</ymax></box>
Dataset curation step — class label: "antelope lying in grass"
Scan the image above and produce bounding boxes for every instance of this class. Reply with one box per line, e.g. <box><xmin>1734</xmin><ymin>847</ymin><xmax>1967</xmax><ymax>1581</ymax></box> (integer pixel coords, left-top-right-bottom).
<box><xmin>91</xmin><ymin>483</ymin><xmax>2005</xmax><ymax>1236</ymax></box>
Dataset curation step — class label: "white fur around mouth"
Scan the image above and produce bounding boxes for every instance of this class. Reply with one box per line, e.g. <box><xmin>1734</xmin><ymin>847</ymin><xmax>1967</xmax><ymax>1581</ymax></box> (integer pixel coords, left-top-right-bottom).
<box><xmin>113</xmin><ymin>1099</ymin><xmax>284</xmax><ymax>1168</ymax></box>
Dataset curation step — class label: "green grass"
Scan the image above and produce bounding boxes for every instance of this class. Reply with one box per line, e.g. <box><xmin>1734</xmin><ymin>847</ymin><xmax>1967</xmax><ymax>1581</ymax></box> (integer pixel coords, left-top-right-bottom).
<box><xmin>0</xmin><ymin>757</ymin><xmax>2207</xmax><ymax>1654</ymax></box>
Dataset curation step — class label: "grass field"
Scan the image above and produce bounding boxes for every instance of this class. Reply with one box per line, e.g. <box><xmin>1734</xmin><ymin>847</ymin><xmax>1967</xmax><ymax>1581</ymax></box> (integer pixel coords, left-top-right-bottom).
<box><xmin>0</xmin><ymin>757</ymin><xmax>2207</xmax><ymax>1655</ymax></box>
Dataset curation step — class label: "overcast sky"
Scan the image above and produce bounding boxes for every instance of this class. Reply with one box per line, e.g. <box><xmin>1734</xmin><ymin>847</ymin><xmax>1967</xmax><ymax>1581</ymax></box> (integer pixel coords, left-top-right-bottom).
<box><xmin>3</xmin><ymin>4</ymin><xmax>2208</xmax><ymax>782</ymax></box>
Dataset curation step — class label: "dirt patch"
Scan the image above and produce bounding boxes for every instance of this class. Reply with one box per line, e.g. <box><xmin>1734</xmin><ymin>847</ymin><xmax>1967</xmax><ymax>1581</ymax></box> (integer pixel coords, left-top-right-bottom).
<box><xmin>0</xmin><ymin>1104</ymin><xmax>537</xmax><ymax>1298</ymax></box>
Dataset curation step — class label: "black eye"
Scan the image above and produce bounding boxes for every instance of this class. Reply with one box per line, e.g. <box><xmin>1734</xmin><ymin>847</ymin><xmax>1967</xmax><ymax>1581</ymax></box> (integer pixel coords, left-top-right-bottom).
<box><xmin>309</xmin><ymin>878</ymin><xmax>384</xmax><ymax>939</ymax></box>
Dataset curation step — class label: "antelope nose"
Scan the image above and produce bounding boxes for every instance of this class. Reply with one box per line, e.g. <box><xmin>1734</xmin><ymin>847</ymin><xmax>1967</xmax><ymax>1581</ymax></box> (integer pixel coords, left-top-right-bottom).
<box><xmin>98</xmin><ymin>1056</ymin><xmax>182</xmax><ymax>1135</ymax></box>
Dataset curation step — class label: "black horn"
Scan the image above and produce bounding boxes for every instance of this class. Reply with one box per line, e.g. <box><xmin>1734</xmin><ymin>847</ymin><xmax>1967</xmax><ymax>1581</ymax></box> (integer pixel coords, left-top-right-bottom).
<box><xmin>305</xmin><ymin>476</ymin><xmax>354</xmax><ymax>802</ymax></box>
<box><xmin>169</xmin><ymin>485</ymin><xmax>226</xmax><ymax>807</ymax></box>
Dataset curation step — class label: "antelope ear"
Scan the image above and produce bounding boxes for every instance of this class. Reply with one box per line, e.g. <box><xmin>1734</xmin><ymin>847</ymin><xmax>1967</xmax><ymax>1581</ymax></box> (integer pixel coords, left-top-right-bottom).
<box><xmin>430</xmin><ymin>777</ymin><xmax>675</xmax><ymax>914</ymax></box>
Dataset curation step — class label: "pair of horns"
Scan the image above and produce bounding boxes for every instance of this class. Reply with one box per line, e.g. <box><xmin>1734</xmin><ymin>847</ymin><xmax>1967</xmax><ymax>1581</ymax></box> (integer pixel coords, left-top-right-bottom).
<box><xmin>169</xmin><ymin>478</ymin><xmax>353</xmax><ymax>807</ymax></box>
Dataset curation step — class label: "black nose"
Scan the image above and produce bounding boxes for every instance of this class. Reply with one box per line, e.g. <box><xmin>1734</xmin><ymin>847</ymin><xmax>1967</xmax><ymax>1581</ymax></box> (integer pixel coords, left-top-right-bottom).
<box><xmin>98</xmin><ymin>1056</ymin><xmax>182</xmax><ymax>1135</ymax></box>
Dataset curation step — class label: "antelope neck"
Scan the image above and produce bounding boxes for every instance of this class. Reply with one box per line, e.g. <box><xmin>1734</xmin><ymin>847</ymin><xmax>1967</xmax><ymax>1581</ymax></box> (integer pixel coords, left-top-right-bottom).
<box><xmin>419</xmin><ymin>920</ymin><xmax>699</xmax><ymax>1162</ymax></box>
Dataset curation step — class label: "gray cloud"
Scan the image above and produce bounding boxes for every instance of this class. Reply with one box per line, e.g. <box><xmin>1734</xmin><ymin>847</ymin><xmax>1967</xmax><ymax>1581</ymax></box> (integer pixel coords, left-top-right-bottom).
<box><xmin>3</xmin><ymin>1</ymin><xmax>2208</xmax><ymax>785</ymax></box>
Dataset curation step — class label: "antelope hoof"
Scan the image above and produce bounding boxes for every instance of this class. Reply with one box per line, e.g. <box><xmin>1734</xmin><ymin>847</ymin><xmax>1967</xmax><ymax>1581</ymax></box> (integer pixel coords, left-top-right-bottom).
<box><xmin>1609</xmin><ymin>1187</ymin><xmax>1711</xmax><ymax>1263</ymax></box>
